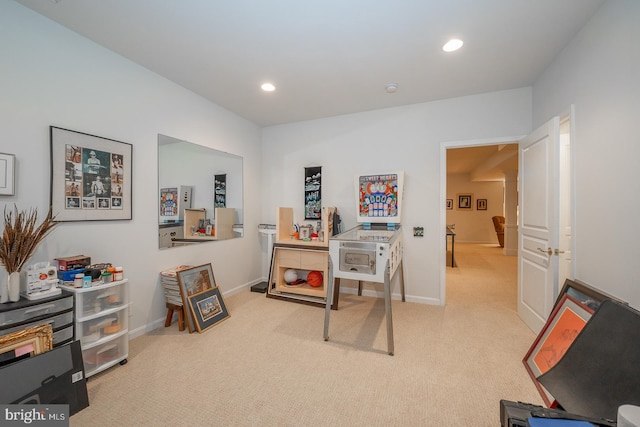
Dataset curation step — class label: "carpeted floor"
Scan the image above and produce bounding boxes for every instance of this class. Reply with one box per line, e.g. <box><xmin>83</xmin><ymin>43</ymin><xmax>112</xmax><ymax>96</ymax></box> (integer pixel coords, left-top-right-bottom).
<box><xmin>70</xmin><ymin>243</ymin><xmax>543</xmax><ymax>426</ymax></box>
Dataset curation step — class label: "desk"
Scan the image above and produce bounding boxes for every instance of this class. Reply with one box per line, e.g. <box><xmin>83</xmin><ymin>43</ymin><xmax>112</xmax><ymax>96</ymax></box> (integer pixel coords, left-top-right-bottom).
<box><xmin>446</xmin><ymin>226</ymin><xmax>456</xmax><ymax>268</ymax></box>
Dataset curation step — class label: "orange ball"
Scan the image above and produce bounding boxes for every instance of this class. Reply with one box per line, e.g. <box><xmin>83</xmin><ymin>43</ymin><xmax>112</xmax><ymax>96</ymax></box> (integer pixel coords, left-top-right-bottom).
<box><xmin>306</xmin><ymin>271</ymin><xmax>323</xmax><ymax>287</ymax></box>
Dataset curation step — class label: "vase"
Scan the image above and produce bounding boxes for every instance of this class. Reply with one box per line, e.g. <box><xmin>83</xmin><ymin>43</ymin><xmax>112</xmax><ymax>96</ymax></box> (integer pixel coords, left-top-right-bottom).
<box><xmin>8</xmin><ymin>271</ymin><xmax>20</xmax><ymax>302</ymax></box>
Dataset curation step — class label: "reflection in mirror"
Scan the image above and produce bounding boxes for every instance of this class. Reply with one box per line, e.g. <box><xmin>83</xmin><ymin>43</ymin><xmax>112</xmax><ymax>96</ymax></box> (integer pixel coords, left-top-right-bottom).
<box><xmin>158</xmin><ymin>134</ymin><xmax>243</xmax><ymax>249</ymax></box>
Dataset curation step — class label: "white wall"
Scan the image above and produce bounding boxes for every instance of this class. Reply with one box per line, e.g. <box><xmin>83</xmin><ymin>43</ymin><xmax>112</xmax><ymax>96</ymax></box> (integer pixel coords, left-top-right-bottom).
<box><xmin>0</xmin><ymin>1</ymin><xmax>263</xmax><ymax>336</ymax></box>
<box><xmin>532</xmin><ymin>0</ymin><xmax>640</xmax><ymax>308</ymax></box>
<box><xmin>446</xmin><ymin>174</ymin><xmax>504</xmax><ymax>244</ymax></box>
<box><xmin>158</xmin><ymin>140</ymin><xmax>243</xmax><ymax>224</ymax></box>
<box><xmin>261</xmin><ymin>88</ymin><xmax>532</xmax><ymax>304</ymax></box>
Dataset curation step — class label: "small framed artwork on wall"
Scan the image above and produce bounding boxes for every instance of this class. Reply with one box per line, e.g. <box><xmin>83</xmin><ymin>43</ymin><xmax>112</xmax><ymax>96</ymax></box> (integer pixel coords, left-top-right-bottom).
<box><xmin>446</xmin><ymin>199</ymin><xmax>453</xmax><ymax>210</ymax></box>
<box><xmin>477</xmin><ymin>199</ymin><xmax>487</xmax><ymax>210</ymax></box>
<box><xmin>457</xmin><ymin>193</ymin><xmax>473</xmax><ymax>210</ymax></box>
<box><xmin>0</xmin><ymin>153</ymin><xmax>15</xmax><ymax>196</ymax></box>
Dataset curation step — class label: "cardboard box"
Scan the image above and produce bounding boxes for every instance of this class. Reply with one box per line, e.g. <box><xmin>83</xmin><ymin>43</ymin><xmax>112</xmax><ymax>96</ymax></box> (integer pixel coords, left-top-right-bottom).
<box><xmin>55</xmin><ymin>255</ymin><xmax>91</xmax><ymax>272</ymax></box>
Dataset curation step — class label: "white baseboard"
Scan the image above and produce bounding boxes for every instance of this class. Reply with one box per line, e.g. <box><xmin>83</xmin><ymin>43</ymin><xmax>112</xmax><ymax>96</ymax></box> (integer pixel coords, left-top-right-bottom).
<box><xmin>130</xmin><ymin>278</ymin><xmax>442</xmax><ymax>340</ymax></box>
<box><xmin>130</xmin><ymin>279</ymin><xmax>260</xmax><ymax>339</ymax></box>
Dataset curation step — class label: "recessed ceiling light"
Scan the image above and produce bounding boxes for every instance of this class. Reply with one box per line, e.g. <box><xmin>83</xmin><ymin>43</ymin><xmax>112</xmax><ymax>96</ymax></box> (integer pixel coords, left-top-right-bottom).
<box><xmin>261</xmin><ymin>83</ymin><xmax>276</xmax><ymax>92</ymax></box>
<box><xmin>385</xmin><ymin>83</ymin><xmax>398</xmax><ymax>93</ymax></box>
<box><xmin>442</xmin><ymin>39</ymin><xmax>464</xmax><ymax>53</ymax></box>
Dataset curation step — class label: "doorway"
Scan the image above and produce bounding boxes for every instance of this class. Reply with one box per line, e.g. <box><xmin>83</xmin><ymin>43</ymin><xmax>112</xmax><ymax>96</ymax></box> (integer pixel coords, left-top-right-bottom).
<box><xmin>440</xmin><ymin>136</ymin><xmax>523</xmax><ymax>306</ymax></box>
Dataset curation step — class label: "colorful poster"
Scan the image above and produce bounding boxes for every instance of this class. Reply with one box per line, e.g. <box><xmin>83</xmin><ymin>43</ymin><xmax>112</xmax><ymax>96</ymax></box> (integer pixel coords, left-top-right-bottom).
<box><xmin>160</xmin><ymin>187</ymin><xmax>178</xmax><ymax>217</ymax></box>
<box><xmin>358</xmin><ymin>174</ymin><xmax>399</xmax><ymax>219</ymax></box>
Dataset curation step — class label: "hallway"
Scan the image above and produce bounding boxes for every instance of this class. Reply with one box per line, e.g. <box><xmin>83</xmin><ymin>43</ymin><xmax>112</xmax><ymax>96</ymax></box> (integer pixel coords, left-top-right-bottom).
<box><xmin>446</xmin><ymin>242</ymin><xmax>518</xmax><ymax>312</ymax></box>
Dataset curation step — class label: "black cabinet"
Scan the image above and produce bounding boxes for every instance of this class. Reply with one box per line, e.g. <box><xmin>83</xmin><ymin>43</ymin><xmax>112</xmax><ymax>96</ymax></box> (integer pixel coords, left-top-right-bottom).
<box><xmin>0</xmin><ymin>291</ymin><xmax>74</xmax><ymax>348</ymax></box>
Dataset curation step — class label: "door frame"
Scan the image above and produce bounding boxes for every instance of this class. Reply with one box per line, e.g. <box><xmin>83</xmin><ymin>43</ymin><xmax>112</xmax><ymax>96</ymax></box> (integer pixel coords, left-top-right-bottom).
<box><xmin>560</xmin><ymin>105</ymin><xmax>577</xmax><ymax>282</ymax></box>
<box><xmin>439</xmin><ymin>135</ymin><xmax>525</xmax><ymax>306</ymax></box>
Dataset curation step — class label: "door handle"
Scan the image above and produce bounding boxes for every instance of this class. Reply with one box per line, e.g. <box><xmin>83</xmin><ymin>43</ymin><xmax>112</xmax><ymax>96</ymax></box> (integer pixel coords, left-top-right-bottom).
<box><xmin>537</xmin><ymin>247</ymin><xmax>552</xmax><ymax>256</ymax></box>
<box><xmin>554</xmin><ymin>249</ymin><xmax>565</xmax><ymax>255</ymax></box>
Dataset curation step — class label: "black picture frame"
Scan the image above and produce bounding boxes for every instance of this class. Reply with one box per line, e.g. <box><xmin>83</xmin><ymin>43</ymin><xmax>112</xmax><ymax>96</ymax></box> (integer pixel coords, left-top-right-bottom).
<box><xmin>188</xmin><ymin>286</ymin><xmax>230</xmax><ymax>333</ymax></box>
<box><xmin>553</xmin><ymin>278</ymin><xmax>625</xmax><ymax>312</ymax></box>
<box><xmin>446</xmin><ymin>199</ymin><xmax>453</xmax><ymax>210</ymax></box>
<box><xmin>304</xmin><ymin>166</ymin><xmax>322</xmax><ymax>220</ymax></box>
<box><xmin>477</xmin><ymin>199</ymin><xmax>487</xmax><ymax>210</ymax></box>
<box><xmin>50</xmin><ymin>126</ymin><xmax>132</xmax><ymax>221</ymax></box>
<box><xmin>214</xmin><ymin>174</ymin><xmax>226</xmax><ymax>208</ymax></box>
<box><xmin>457</xmin><ymin>193</ymin><xmax>473</xmax><ymax>210</ymax></box>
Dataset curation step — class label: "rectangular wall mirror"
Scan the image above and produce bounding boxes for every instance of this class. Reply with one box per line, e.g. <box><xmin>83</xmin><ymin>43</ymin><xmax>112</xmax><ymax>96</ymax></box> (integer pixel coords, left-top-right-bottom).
<box><xmin>158</xmin><ymin>134</ymin><xmax>243</xmax><ymax>249</ymax></box>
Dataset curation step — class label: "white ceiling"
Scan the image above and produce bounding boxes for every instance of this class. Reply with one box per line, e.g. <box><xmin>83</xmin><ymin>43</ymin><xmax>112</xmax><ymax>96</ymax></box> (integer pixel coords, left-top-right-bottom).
<box><xmin>15</xmin><ymin>0</ymin><xmax>604</xmax><ymax>127</ymax></box>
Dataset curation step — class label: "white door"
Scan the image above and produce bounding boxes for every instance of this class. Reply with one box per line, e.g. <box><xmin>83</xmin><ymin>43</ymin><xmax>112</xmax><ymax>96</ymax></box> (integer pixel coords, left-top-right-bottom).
<box><xmin>518</xmin><ymin>117</ymin><xmax>560</xmax><ymax>333</ymax></box>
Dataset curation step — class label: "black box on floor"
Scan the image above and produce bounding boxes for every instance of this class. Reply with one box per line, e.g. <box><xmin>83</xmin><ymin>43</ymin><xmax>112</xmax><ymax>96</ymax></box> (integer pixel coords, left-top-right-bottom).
<box><xmin>251</xmin><ymin>281</ymin><xmax>268</xmax><ymax>293</ymax></box>
<box><xmin>0</xmin><ymin>341</ymin><xmax>89</xmax><ymax>416</ymax></box>
<box><xmin>500</xmin><ymin>400</ymin><xmax>615</xmax><ymax>427</ymax></box>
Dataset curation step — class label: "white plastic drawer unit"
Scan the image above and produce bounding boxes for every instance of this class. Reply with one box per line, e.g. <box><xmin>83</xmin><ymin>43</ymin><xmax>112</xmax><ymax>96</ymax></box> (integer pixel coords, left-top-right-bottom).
<box><xmin>0</xmin><ymin>293</ymin><xmax>73</xmax><ymax>328</ymax></box>
<box><xmin>82</xmin><ymin>334</ymin><xmax>128</xmax><ymax>377</ymax></box>
<box><xmin>59</xmin><ymin>279</ymin><xmax>129</xmax><ymax>377</ymax></box>
<box><xmin>75</xmin><ymin>283</ymin><xmax>127</xmax><ymax>319</ymax></box>
<box><xmin>79</xmin><ymin>308</ymin><xmax>128</xmax><ymax>347</ymax></box>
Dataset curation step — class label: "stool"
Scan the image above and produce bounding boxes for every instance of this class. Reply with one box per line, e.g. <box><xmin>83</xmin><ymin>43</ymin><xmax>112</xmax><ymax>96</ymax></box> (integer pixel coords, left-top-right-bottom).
<box><xmin>165</xmin><ymin>302</ymin><xmax>185</xmax><ymax>331</ymax></box>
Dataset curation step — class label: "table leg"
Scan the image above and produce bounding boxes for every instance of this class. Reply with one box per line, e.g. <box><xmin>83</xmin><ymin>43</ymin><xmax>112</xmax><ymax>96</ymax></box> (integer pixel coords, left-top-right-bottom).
<box><xmin>324</xmin><ymin>258</ymin><xmax>334</xmax><ymax>341</ymax></box>
<box><xmin>399</xmin><ymin>259</ymin><xmax>406</xmax><ymax>302</ymax></box>
<box><xmin>384</xmin><ymin>261</ymin><xmax>394</xmax><ymax>356</ymax></box>
<box><xmin>451</xmin><ymin>234</ymin><xmax>455</xmax><ymax>268</ymax></box>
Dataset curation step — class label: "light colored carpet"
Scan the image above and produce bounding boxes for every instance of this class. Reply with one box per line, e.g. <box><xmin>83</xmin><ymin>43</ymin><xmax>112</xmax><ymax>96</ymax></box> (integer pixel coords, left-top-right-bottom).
<box><xmin>70</xmin><ymin>243</ymin><xmax>543</xmax><ymax>426</ymax></box>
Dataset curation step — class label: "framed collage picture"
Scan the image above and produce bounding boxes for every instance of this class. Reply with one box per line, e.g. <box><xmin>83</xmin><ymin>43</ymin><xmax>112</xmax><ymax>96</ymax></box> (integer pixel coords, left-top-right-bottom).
<box><xmin>50</xmin><ymin>126</ymin><xmax>132</xmax><ymax>221</ymax></box>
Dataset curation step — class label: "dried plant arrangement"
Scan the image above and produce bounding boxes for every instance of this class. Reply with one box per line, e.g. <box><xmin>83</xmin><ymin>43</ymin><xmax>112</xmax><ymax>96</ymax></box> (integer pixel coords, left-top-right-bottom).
<box><xmin>0</xmin><ymin>205</ymin><xmax>57</xmax><ymax>274</ymax></box>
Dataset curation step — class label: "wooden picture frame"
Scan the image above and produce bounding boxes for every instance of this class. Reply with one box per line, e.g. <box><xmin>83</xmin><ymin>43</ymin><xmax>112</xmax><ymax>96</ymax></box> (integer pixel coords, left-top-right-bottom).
<box><xmin>188</xmin><ymin>286</ymin><xmax>230</xmax><ymax>333</ymax></box>
<box><xmin>176</xmin><ymin>263</ymin><xmax>216</xmax><ymax>333</ymax></box>
<box><xmin>50</xmin><ymin>126</ymin><xmax>133</xmax><ymax>221</ymax></box>
<box><xmin>477</xmin><ymin>198</ymin><xmax>487</xmax><ymax>210</ymax></box>
<box><xmin>553</xmin><ymin>278</ymin><xmax>625</xmax><ymax>312</ymax></box>
<box><xmin>457</xmin><ymin>193</ymin><xmax>473</xmax><ymax>210</ymax></box>
<box><xmin>523</xmin><ymin>294</ymin><xmax>594</xmax><ymax>407</ymax></box>
<box><xmin>0</xmin><ymin>324</ymin><xmax>53</xmax><ymax>366</ymax></box>
<box><xmin>446</xmin><ymin>199</ymin><xmax>453</xmax><ymax>210</ymax></box>
<box><xmin>0</xmin><ymin>153</ymin><xmax>16</xmax><ymax>196</ymax></box>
